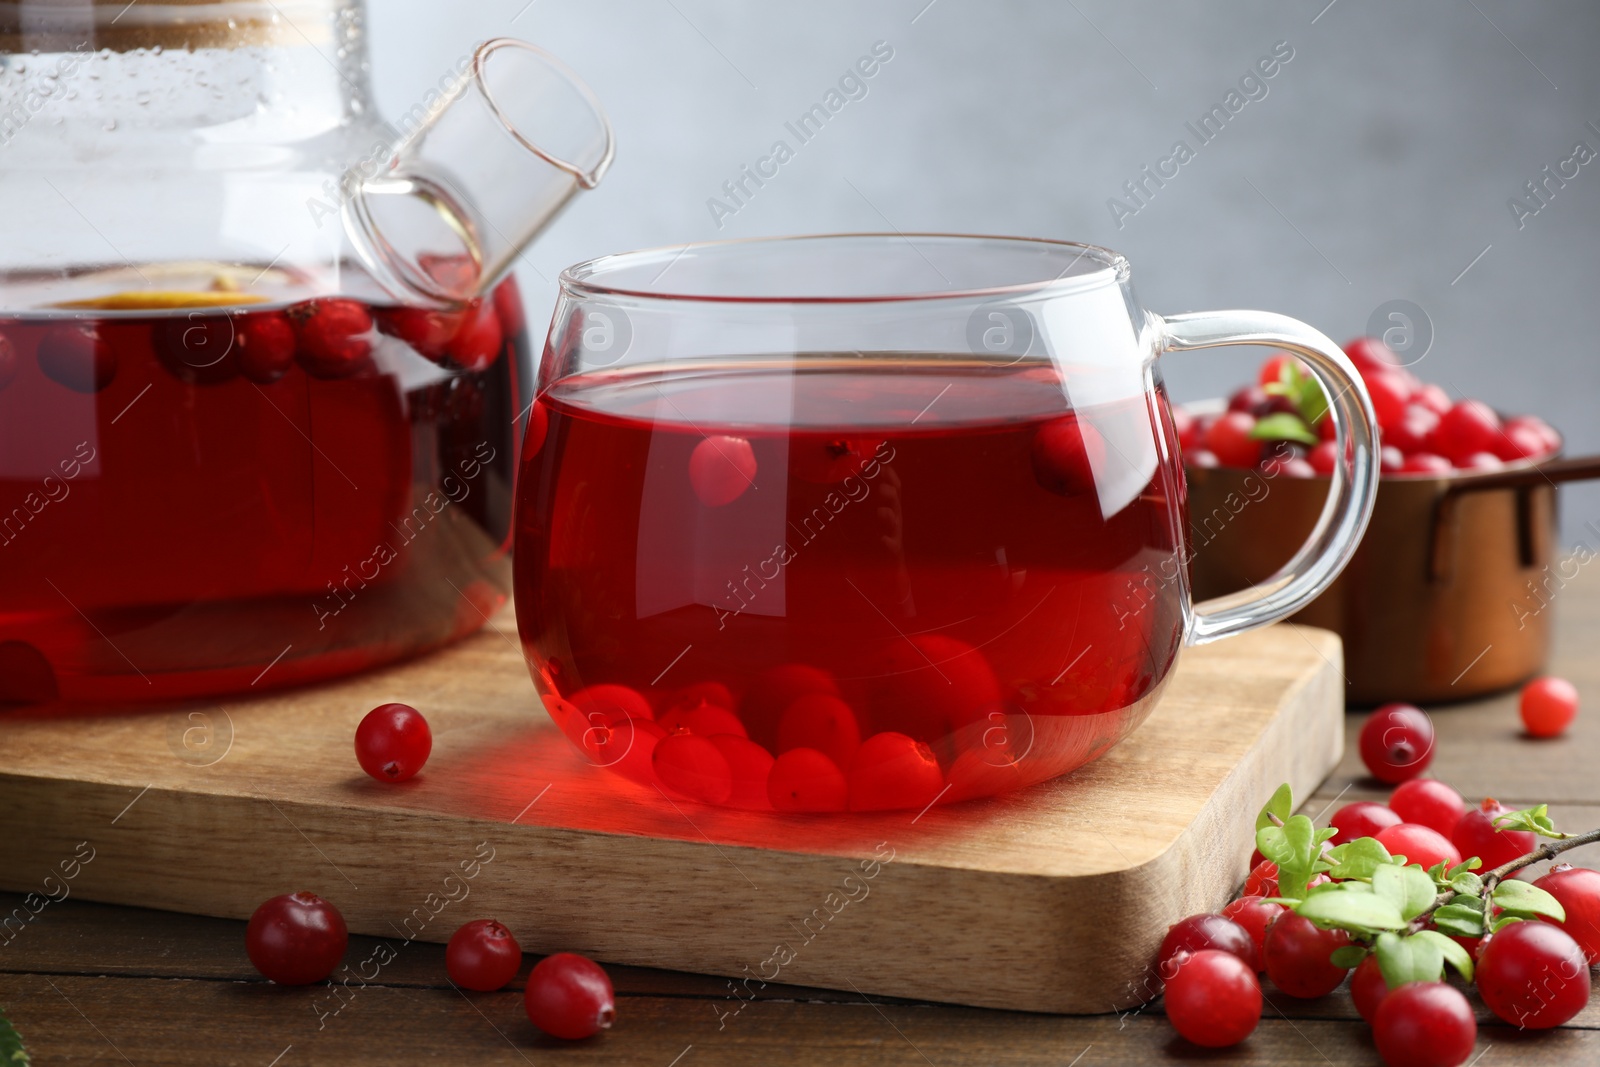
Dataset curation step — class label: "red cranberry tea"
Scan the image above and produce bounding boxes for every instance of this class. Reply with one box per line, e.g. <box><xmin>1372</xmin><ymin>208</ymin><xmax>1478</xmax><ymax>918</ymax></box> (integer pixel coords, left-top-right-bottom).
<box><xmin>0</xmin><ymin>274</ymin><xmax>531</xmax><ymax>702</ymax></box>
<box><xmin>515</xmin><ymin>359</ymin><xmax>1189</xmax><ymax>811</ymax></box>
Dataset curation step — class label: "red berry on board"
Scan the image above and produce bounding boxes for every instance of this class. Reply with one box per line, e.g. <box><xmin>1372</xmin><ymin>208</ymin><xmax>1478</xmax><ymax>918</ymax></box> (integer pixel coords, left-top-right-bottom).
<box><xmin>1158</xmin><ymin>913</ymin><xmax>1260</xmax><ymax>976</ymax></box>
<box><xmin>447</xmin><ymin>298</ymin><xmax>504</xmax><ymax>372</ymax></box>
<box><xmin>1533</xmin><ymin>864</ymin><xmax>1600</xmax><ymax>964</ymax></box>
<box><xmin>354</xmin><ymin>702</ymin><xmax>432</xmax><ymax>782</ymax></box>
<box><xmin>1243</xmin><ymin>860</ymin><xmax>1279</xmax><ymax>898</ymax></box>
<box><xmin>1263</xmin><ymin>912</ymin><xmax>1352</xmax><ymax>998</ymax></box>
<box><xmin>1373</xmin><ymin>981</ymin><xmax>1477</xmax><ymax>1067</ymax></box>
<box><xmin>708</xmin><ymin>734</ymin><xmax>775</xmax><ymax>809</ymax></box>
<box><xmin>1329</xmin><ymin>800</ymin><xmax>1402</xmax><ymax>844</ymax></box>
<box><xmin>1163</xmin><ymin>949</ymin><xmax>1262</xmax><ymax>1048</ymax></box>
<box><xmin>1203</xmin><ymin>411</ymin><xmax>1262</xmax><ymax>469</ymax></box>
<box><xmin>767</xmin><ymin>748</ymin><xmax>848</xmax><ymax>812</ymax></box>
<box><xmin>1520</xmin><ymin>676</ymin><xmax>1578</xmax><ymax>738</ymax></box>
<box><xmin>652</xmin><ymin>733</ymin><xmax>733</xmax><ymax>805</ymax></box>
<box><xmin>1031</xmin><ymin>414</ymin><xmax>1105</xmax><ymax>495</ymax></box>
<box><xmin>237</xmin><ymin>311</ymin><xmax>297</xmax><ymax>384</ymax></box>
<box><xmin>1388</xmin><ymin>779</ymin><xmax>1467</xmax><ymax>839</ymax></box>
<box><xmin>1476</xmin><ymin>920</ymin><xmax>1590</xmax><ymax>1029</ymax></box>
<box><xmin>524</xmin><ymin>952</ymin><xmax>615</xmax><ymax>1040</ymax></box>
<box><xmin>777</xmin><ymin>693</ymin><xmax>862</xmax><ymax>769</ymax></box>
<box><xmin>1452</xmin><ymin>798</ymin><xmax>1535</xmax><ymax>874</ymax></box>
<box><xmin>1434</xmin><ymin>400</ymin><xmax>1501</xmax><ymax>465</ymax></box>
<box><xmin>1359</xmin><ymin>704</ymin><xmax>1435</xmax><ymax>783</ymax></box>
<box><xmin>37</xmin><ymin>323</ymin><xmax>116</xmax><ymax>392</ymax></box>
<box><xmin>847</xmin><ymin>731</ymin><xmax>945</xmax><ymax>812</ymax></box>
<box><xmin>294</xmin><ymin>299</ymin><xmax>374</xmax><ymax>378</ymax></box>
<box><xmin>1398</xmin><ymin>452</ymin><xmax>1452</xmax><ymax>475</ymax></box>
<box><xmin>1350</xmin><ymin>953</ymin><xmax>1388</xmax><ymax>1023</ymax></box>
<box><xmin>1221</xmin><ymin>896</ymin><xmax>1285</xmax><ymax>966</ymax></box>
<box><xmin>1375</xmin><ymin>823</ymin><xmax>1462</xmax><ymax>872</ymax></box>
<box><xmin>447</xmin><ymin>919</ymin><xmax>523</xmax><ymax>992</ymax></box>
<box><xmin>246</xmin><ymin>891</ymin><xmax>348</xmax><ymax>985</ymax></box>
<box><xmin>689</xmin><ymin>434</ymin><xmax>757</xmax><ymax>507</ymax></box>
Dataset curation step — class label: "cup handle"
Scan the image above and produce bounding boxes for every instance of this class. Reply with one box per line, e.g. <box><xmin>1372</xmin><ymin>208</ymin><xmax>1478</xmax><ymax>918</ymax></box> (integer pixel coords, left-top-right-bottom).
<box><xmin>1158</xmin><ymin>310</ymin><xmax>1380</xmax><ymax>644</ymax></box>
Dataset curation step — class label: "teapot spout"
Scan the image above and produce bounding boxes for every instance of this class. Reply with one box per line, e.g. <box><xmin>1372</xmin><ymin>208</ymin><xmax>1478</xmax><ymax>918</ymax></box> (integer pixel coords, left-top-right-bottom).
<box><xmin>344</xmin><ymin>38</ymin><xmax>613</xmax><ymax>307</ymax></box>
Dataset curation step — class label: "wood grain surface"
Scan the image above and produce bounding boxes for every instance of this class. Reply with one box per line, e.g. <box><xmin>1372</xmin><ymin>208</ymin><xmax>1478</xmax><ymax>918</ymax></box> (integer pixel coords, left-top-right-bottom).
<box><xmin>0</xmin><ymin>611</ymin><xmax>1342</xmax><ymax>1016</ymax></box>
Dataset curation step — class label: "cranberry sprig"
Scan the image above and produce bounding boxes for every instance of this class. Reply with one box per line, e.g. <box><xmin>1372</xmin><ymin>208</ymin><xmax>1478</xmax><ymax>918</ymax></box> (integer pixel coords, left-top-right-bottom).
<box><xmin>0</xmin><ymin>1007</ymin><xmax>27</xmax><ymax>1065</ymax></box>
<box><xmin>1249</xmin><ymin>358</ymin><xmax>1326</xmax><ymax>448</ymax></box>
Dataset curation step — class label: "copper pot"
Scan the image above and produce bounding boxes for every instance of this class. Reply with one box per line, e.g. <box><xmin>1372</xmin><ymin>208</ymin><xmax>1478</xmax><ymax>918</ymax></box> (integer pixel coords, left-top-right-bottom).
<box><xmin>1186</xmin><ymin>453</ymin><xmax>1600</xmax><ymax>704</ymax></box>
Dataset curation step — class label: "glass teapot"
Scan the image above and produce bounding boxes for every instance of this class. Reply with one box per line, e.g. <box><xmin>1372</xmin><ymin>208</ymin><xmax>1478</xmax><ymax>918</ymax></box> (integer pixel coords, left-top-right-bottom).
<box><xmin>0</xmin><ymin>1</ymin><xmax>612</xmax><ymax>703</ymax></box>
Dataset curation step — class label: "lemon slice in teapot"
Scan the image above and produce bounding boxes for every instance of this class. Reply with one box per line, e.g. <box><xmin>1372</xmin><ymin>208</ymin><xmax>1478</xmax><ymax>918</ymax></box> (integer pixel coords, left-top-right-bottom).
<box><xmin>53</xmin><ymin>290</ymin><xmax>272</xmax><ymax>310</ymax></box>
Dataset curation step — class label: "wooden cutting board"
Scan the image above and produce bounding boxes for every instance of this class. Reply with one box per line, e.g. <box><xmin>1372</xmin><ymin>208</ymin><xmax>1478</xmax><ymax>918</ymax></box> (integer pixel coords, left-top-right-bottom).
<box><xmin>0</xmin><ymin>609</ymin><xmax>1342</xmax><ymax>1015</ymax></box>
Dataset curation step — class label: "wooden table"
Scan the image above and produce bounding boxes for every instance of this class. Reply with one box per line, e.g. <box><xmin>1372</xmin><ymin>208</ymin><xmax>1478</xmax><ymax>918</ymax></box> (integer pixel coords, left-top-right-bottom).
<box><xmin>4</xmin><ymin>566</ymin><xmax>1600</xmax><ymax>1065</ymax></box>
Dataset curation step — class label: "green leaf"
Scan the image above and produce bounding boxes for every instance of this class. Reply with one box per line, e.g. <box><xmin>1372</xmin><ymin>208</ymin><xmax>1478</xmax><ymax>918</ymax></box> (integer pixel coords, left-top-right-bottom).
<box><xmin>1413</xmin><ymin>929</ymin><xmax>1475</xmax><ymax>983</ymax></box>
<box><xmin>1494</xmin><ymin>804</ymin><xmax>1564</xmax><ymax>839</ymax></box>
<box><xmin>1325</xmin><ymin>837</ymin><xmax>1394</xmax><ymax>881</ymax></box>
<box><xmin>1329</xmin><ymin>945</ymin><xmax>1370</xmax><ymax>969</ymax></box>
<box><xmin>1446</xmin><ymin>858</ymin><xmax>1484</xmax><ymax>878</ymax></box>
<box><xmin>1493</xmin><ymin>879</ymin><xmax>1567</xmax><ymax>921</ymax></box>
<box><xmin>0</xmin><ymin>1007</ymin><xmax>29</xmax><ymax>1066</ymax></box>
<box><xmin>1249</xmin><ymin>412</ymin><xmax>1318</xmax><ymax>447</ymax></box>
<box><xmin>1375</xmin><ymin>931</ymin><xmax>1444</xmax><ymax>988</ymax></box>
<box><xmin>1295</xmin><ymin>885</ymin><xmax>1407</xmax><ymax>933</ymax></box>
<box><xmin>1256</xmin><ymin>784</ymin><xmax>1295</xmax><ymax>832</ymax></box>
<box><xmin>1492</xmin><ymin>914</ymin><xmax>1525</xmax><ymax>933</ymax></box>
<box><xmin>1431</xmin><ymin>902</ymin><xmax>1487</xmax><ymax>938</ymax></box>
<box><xmin>1448</xmin><ymin>871</ymin><xmax>1484</xmax><ymax>896</ymax></box>
<box><xmin>1274</xmin><ymin>815</ymin><xmax>1324</xmax><ymax>900</ymax></box>
<box><xmin>1373</xmin><ymin>863</ymin><xmax>1439</xmax><ymax>922</ymax></box>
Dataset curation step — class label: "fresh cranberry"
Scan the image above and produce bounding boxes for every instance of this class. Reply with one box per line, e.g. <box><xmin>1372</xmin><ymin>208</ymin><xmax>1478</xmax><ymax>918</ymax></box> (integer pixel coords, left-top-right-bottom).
<box><xmin>777</xmin><ymin>693</ymin><xmax>862</xmax><ymax>768</ymax></box>
<box><xmin>767</xmin><ymin>747</ymin><xmax>848</xmax><ymax>812</ymax></box>
<box><xmin>1306</xmin><ymin>440</ymin><xmax>1337</xmax><ymax>474</ymax></box>
<box><xmin>1158</xmin><ymin>914</ymin><xmax>1260</xmax><ymax>976</ymax></box>
<box><xmin>1386</xmin><ymin>404</ymin><xmax>1441</xmax><ymax>454</ymax></box>
<box><xmin>652</xmin><ymin>733</ymin><xmax>733</xmax><ymax>804</ymax></box>
<box><xmin>354</xmin><ymin>702</ymin><xmax>432</xmax><ymax>782</ymax></box>
<box><xmin>1495</xmin><ymin>421</ymin><xmax>1550</xmax><ymax>462</ymax></box>
<box><xmin>1203</xmin><ymin>412</ymin><xmax>1262</xmax><ymax>468</ymax></box>
<box><xmin>1413</xmin><ymin>383</ymin><xmax>1451</xmax><ymax>415</ymax></box>
<box><xmin>1221</xmin><ymin>896</ymin><xmax>1285</xmax><ymax>965</ymax></box>
<box><xmin>1398</xmin><ymin>452</ymin><xmax>1452</xmax><ymax>475</ymax></box>
<box><xmin>1163</xmin><ymin>950</ymin><xmax>1262</xmax><ymax>1048</ymax></box>
<box><xmin>848</xmin><ymin>731</ymin><xmax>945</xmax><ymax>811</ymax></box>
<box><xmin>1329</xmin><ymin>800</ymin><xmax>1402</xmax><ymax>844</ymax></box>
<box><xmin>1366</xmin><ymin>371</ymin><xmax>1412</xmax><ymax>432</ymax></box>
<box><xmin>1373</xmin><ymin>981</ymin><xmax>1477</xmax><ymax>1067</ymax></box>
<box><xmin>1350</xmin><ymin>954</ymin><xmax>1389</xmax><ymax>1023</ymax></box>
<box><xmin>1344</xmin><ymin>337</ymin><xmax>1401</xmax><ymax>377</ymax></box>
<box><xmin>740</xmin><ymin>664</ymin><xmax>839</xmax><ymax>750</ymax></box>
<box><xmin>1031</xmin><ymin>415</ymin><xmax>1106</xmax><ymax>496</ymax></box>
<box><xmin>1317</xmin><ymin>413</ymin><xmax>1338</xmax><ymax>441</ymax></box>
<box><xmin>1434</xmin><ymin>400</ymin><xmax>1501</xmax><ymax>465</ymax></box>
<box><xmin>1228</xmin><ymin>385</ymin><xmax>1270</xmax><ymax>413</ymax></box>
<box><xmin>153</xmin><ymin>312</ymin><xmax>238</xmax><ymax>384</ymax></box>
<box><xmin>1389</xmin><ymin>779</ymin><xmax>1467</xmax><ymax>839</ymax></box>
<box><xmin>37</xmin><ymin>323</ymin><xmax>116</xmax><ymax>392</ymax></box>
<box><xmin>447</xmin><ymin>298</ymin><xmax>504</xmax><ymax>372</ymax></box>
<box><xmin>1257</xmin><ymin>352</ymin><xmax>1300</xmax><ymax>388</ymax></box>
<box><xmin>245</xmin><ymin>891</ymin><xmax>348</xmax><ymax>985</ymax></box>
<box><xmin>447</xmin><ymin>919</ymin><xmax>522</xmax><ymax>991</ymax></box>
<box><xmin>524</xmin><ymin>952</ymin><xmax>615</xmax><ymax>1040</ymax></box>
<box><xmin>1452</xmin><ymin>798</ymin><xmax>1535</xmax><ymax>873</ymax></box>
<box><xmin>689</xmin><ymin>434</ymin><xmax>757</xmax><ymax>507</ymax></box>
<box><xmin>658</xmin><ymin>700</ymin><xmax>747</xmax><ymax>739</ymax></box>
<box><xmin>1375</xmin><ymin>823</ymin><xmax>1462</xmax><ymax>871</ymax></box>
<box><xmin>1476</xmin><ymin>920</ymin><xmax>1590</xmax><ymax>1028</ymax></box>
<box><xmin>1359</xmin><ymin>704</ymin><xmax>1435</xmax><ymax>783</ymax></box>
<box><xmin>294</xmin><ymin>299</ymin><xmax>374</xmax><ymax>378</ymax></box>
<box><xmin>377</xmin><ymin>305</ymin><xmax>461</xmax><ymax>360</ymax></box>
<box><xmin>1380</xmin><ymin>445</ymin><xmax>1406</xmax><ymax>473</ymax></box>
<box><xmin>1187</xmin><ymin>448</ymin><xmax>1220</xmax><ymax>469</ymax></box>
<box><xmin>1243</xmin><ymin>860</ymin><xmax>1279</xmax><ymax>898</ymax></box>
<box><xmin>1456</xmin><ymin>451</ymin><xmax>1503</xmax><ymax>471</ymax></box>
<box><xmin>1533</xmin><ymin>864</ymin><xmax>1600</xmax><ymax>963</ymax></box>
<box><xmin>1520</xmin><ymin>676</ymin><xmax>1578</xmax><ymax>738</ymax></box>
<box><xmin>1504</xmin><ymin>414</ymin><xmax>1561</xmax><ymax>454</ymax></box>
<box><xmin>1171</xmin><ymin>405</ymin><xmax>1199</xmax><ymax>452</ymax></box>
<box><xmin>236</xmin><ymin>311</ymin><xmax>297</xmax><ymax>383</ymax></box>
<box><xmin>1263</xmin><ymin>911</ymin><xmax>1352</xmax><ymax>998</ymax></box>
<box><xmin>709</xmin><ymin>735</ymin><xmax>775</xmax><ymax>809</ymax></box>
<box><xmin>0</xmin><ymin>332</ymin><xmax>15</xmax><ymax>389</ymax></box>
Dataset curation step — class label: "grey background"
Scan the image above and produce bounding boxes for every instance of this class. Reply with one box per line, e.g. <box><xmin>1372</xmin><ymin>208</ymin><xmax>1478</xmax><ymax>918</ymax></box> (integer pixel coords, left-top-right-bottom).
<box><xmin>371</xmin><ymin>0</ymin><xmax>1600</xmax><ymax>542</ymax></box>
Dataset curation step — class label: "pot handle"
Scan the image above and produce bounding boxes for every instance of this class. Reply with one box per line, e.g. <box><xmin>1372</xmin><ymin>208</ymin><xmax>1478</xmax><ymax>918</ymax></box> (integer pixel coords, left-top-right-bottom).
<box><xmin>1427</xmin><ymin>453</ymin><xmax>1600</xmax><ymax>581</ymax></box>
<box><xmin>1159</xmin><ymin>311</ymin><xmax>1380</xmax><ymax>644</ymax></box>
